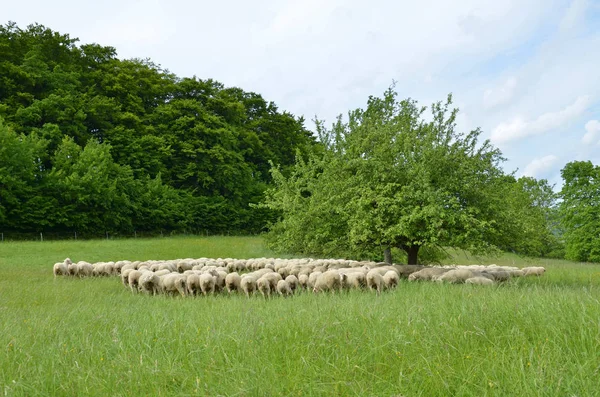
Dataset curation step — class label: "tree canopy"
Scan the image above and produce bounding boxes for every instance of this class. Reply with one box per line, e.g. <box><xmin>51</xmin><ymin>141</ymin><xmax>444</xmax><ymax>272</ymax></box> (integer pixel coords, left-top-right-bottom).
<box><xmin>559</xmin><ymin>161</ymin><xmax>600</xmax><ymax>262</ymax></box>
<box><xmin>263</xmin><ymin>88</ymin><xmax>562</xmax><ymax>264</ymax></box>
<box><xmin>0</xmin><ymin>22</ymin><xmax>315</xmax><ymax>235</ymax></box>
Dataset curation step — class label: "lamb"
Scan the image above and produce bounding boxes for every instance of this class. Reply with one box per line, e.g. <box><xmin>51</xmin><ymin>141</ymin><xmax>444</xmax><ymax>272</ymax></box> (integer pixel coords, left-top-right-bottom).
<box><xmin>522</xmin><ymin>267</ymin><xmax>546</xmax><ymax>276</ymax></box>
<box><xmin>161</xmin><ymin>273</ymin><xmax>187</xmax><ymax>297</ymax></box>
<box><xmin>139</xmin><ymin>272</ymin><xmax>161</xmax><ymax>295</ymax></box>
<box><xmin>465</xmin><ymin>276</ymin><xmax>494</xmax><ymax>285</ymax></box>
<box><xmin>285</xmin><ymin>275</ymin><xmax>299</xmax><ymax>292</ymax></box>
<box><xmin>313</xmin><ymin>270</ymin><xmax>345</xmax><ymax>293</ymax></box>
<box><xmin>383</xmin><ymin>271</ymin><xmax>399</xmax><ymax>289</ymax></box>
<box><xmin>240</xmin><ymin>276</ymin><xmax>256</xmax><ymax>298</ymax></box>
<box><xmin>366</xmin><ymin>269</ymin><xmax>384</xmax><ymax>295</ymax></box>
<box><xmin>408</xmin><ymin>267</ymin><xmax>449</xmax><ymax>281</ymax></box>
<box><xmin>277</xmin><ymin>280</ymin><xmax>293</xmax><ymax>296</ymax></box>
<box><xmin>199</xmin><ymin>273</ymin><xmax>216</xmax><ymax>296</ymax></box>
<box><xmin>225</xmin><ymin>272</ymin><xmax>242</xmax><ymax>294</ymax></box>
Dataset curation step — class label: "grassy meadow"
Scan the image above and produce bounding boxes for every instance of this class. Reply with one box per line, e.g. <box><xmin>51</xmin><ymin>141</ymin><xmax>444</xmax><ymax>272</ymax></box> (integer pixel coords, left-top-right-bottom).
<box><xmin>1</xmin><ymin>236</ymin><xmax>599</xmax><ymax>396</ymax></box>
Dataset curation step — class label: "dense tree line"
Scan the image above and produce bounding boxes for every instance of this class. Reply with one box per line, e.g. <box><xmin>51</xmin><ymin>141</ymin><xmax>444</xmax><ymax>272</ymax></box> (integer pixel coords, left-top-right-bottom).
<box><xmin>262</xmin><ymin>88</ymin><xmax>565</xmax><ymax>263</ymax></box>
<box><xmin>0</xmin><ymin>22</ymin><xmax>315</xmax><ymax>235</ymax></box>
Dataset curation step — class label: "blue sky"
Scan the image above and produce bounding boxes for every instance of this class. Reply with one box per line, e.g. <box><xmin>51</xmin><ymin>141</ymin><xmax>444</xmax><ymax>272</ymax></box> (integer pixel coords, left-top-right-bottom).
<box><xmin>4</xmin><ymin>0</ymin><xmax>600</xmax><ymax>189</ymax></box>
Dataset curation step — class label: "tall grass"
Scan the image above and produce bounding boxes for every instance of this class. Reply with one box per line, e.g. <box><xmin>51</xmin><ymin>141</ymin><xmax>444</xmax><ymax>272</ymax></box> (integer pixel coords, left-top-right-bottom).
<box><xmin>1</xmin><ymin>236</ymin><xmax>599</xmax><ymax>396</ymax></box>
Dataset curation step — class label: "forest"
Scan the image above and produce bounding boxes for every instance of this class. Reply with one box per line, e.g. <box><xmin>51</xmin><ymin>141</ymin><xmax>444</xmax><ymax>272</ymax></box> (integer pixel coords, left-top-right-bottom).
<box><xmin>0</xmin><ymin>22</ymin><xmax>315</xmax><ymax>236</ymax></box>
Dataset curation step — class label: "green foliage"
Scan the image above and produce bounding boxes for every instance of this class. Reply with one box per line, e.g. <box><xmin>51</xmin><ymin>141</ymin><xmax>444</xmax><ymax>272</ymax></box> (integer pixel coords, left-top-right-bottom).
<box><xmin>559</xmin><ymin>161</ymin><xmax>600</xmax><ymax>262</ymax></box>
<box><xmin>263</xmin><ymin>87</ymin><xmax>559</xmax><ymax>263</ymax></box>
<box><xmin>0</xmin><ymin>22</ymin><xmax>314</xmax><ymax>235</ymax></box>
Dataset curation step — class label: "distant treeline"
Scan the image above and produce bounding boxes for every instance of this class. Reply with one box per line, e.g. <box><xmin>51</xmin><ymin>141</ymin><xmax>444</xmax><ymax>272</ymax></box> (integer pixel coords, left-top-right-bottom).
<box><xmin>0</xmin><ymin>22</ymin><xmax>316</xmax><ymax>235</ymax></box>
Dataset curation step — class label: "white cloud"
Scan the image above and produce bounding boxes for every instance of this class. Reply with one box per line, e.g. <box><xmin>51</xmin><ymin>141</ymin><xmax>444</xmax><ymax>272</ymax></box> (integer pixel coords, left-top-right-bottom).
<box><xmin>522</xmin><ymin>155</ymin><xmax>559</xmax><ymax>177</ymax></box>
<box><xmin>483</xmin><ymin>77</ymin><xmax>517</xmax><ymax>109</ymax></box>
<box><xmin>582</xmin><ymin>120</ymin><xmax>600</xmax><ymax>144</ymax></box>
<box><xmin>491</xmin><ymin>95</ymin><xmax>592</xmax><ymax>143</ymax></box>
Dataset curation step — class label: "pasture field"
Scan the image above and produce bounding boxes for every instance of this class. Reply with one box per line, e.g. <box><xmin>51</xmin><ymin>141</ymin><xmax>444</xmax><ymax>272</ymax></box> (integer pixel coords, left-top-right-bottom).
<box><xmin>1</xmin><ymin>236</ymin><xmax>599</xmax><ymax>396</ymax></box>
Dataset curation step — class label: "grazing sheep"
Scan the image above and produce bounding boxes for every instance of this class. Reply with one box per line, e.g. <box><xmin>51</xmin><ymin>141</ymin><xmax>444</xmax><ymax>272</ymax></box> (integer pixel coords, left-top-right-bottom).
<box><xmin>465</xmin><ymin>276</ymin><xmax>494</xmax><ymax>286</ymax></box>
<box><xmin>434</xmin><ymin>269</ymin><xmax>473</xmax><ymax>284</ymax></box>
<box><xmin>522</xmin><ymin>267</ymin><xmax>546</xmax><ymax>276</ymax></box>
<box><xmin>262</xmin><ymin>272</ymin><xmax>283</xmax><ymax>290</ymax></box>
<box><xmin>240</xmin><ymin>276</ymin><xmax>256</xmax><ymax>298</ymax></box>
<box><xmin>408</xmin><ymin>267</ymin><xmax>449</xmax><ymax>281</ymax></box>
<box><xmin>257</xmin><ymin>276</ymin><xmax>271</xmax><ymax>298</ymax></box>
<box><xmin>383</xmin><ymin>271</ymin><xmax>399</xmax><ymax>289</ymax></box>
<box><xmin>486</xmin><ymin>270</ymin><xmax>510</xmax><ymax>282</ymax></box>
<box><xmin>199</xmin><ymin>273</ymin><xmax>216</xmax><ymax>296</ymax></box>
<box><xmin>285</xmin><ymin>275</ymin><xmax>299</xmax><ymax>292</ymax></box>
<box><xmin>394</xmin><ymin>265</ymin><xmax>425</xmax><ymax>279</ymax></box>
<box><xmin>186</xmin><ymin>274</ymin><xmax>201</xmax><ymax>296</ymax></box>
<box><xmin>313</xmin><ymin>270</ymin><xmax>345</xmax><ymax>293</ymax></box>
<box><xmin>121</xmin><ymin>268</ymin><xmax>134</xmax><ymax>286</ymax></box>
<box><xmin>68</xmin><ymin>263</ymin><xmax>79</xmax><ymax>276</ymax></box>
<box><xmin>139</xmin><ymin>272</ymin><xmax>161</xmax><ymax>295</ymax></box>
<box><xmin>53</xmin><ymin>262</ymin><xmax>68</xmax><ymax>277</ymax></box>
<box><xmin>77</xmin><ymin>262</ymin><xmax>94</xmax><ymax>277</ymax></box>
<box><xmin>298</xmin><ymin>274</ymin><xmax>309</xmax><ymax>289</ymax></box>
<box><xmin>161</xmin><ymin>273</ymin><xmax>187</xmax><ymax>297</ymax></box>
<box><xmin>343</xmin><ymin>272</ymin><xmax>366</xmax><ymax>289</ymax></box>
<box><xmin>128</xmin><ymin>270</ymin><xmax>144</xmax><ymax>292</ymax></box>
<box><xmin>277</xmin><ymin>280</ymin><xmax>293</xmax><ymax>296</ymax></box>
<box><xmin>225</xmin><ymin>272</ymin><xmax>242</xmax><ymax>294</ymax></box>
<box><xmin>307</xmin><ymin>271</ymin><xmax>323</xmax><ymax>289</ymax></box>
<box><xmin>366</xmin><ymin>269</ymin><xmax>384</xmax><ymax>295</ymax></box>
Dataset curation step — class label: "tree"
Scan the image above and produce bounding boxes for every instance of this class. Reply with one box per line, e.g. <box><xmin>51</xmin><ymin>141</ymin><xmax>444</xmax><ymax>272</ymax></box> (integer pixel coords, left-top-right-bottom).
<box><xmin>559</xmin><ymin>161</ymin><xmax>600</xmax><ymax>262</ymax></box>
<box><xmin>263</xmin><ymin>87</ymin><xmax>529</xmax><ymax>264</ymax></box>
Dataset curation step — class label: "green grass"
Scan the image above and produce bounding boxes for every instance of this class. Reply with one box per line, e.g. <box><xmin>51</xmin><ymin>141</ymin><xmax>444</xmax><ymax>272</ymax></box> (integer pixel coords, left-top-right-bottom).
<box><xmin>1</xmin><ymin>236</ymin><xmax>599</xmax><ymax>396</ymax></box>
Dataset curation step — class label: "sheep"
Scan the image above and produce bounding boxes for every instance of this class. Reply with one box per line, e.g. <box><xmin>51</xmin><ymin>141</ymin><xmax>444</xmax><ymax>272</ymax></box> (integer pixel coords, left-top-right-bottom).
<box><xmin>313</xmin><ymin>270</ymin><xmax>345</xmax><ymax>293</ymax></box>
<box><xmin>285</xmin><ymin>275</ymin><xmax>299</xmax><ymax>292</ymax></box>
<box><xmin>257</xmin><ymin>276</ymin><xmax>272</xmax><ymax>298</ymax></box>
<box><xmin>177</xmin><ymin>260</ymin><xmax>193</xmax><ymax>273</ymax></box>
<box><xmin>186</xmin><ymin>274</ymin><xmax>201</xmax><ymax>296</ymax></box>
<box><xmin>68</xmin><ymin>262</ymin><xmax>79</xmax><ymax>276</ymax></box>
<box><xmin>394</xmin><ymin>265</ymin><xmax>425</xmax><ymax>279</ymax></box>
<box><xmin>298</xmin><ymin>274</ymin><xmax>309</xmax><ymax>289</ymax></box>
<box><xmin>383</xmin><ymin>271</ymin><xmax>399</xmax><ymax>289</ymax></box>
<box><xmin>366</xmin><ymin>269</ymin><xmax>384</xmax><ymax>295</ymax></box>
<box><xmin>485</xmin><ymin>270</ymin><xmax>510</xmax><ymax>282</ymax></box>
<box><xmin>408</xmin><ymin>267</ymin><xmax>449</xmax><ymax>281</ymax></box>
<box><xmin>465</xmin><ymin>276</ymin><xmax>494</xmax><ymax>286</ymax></box>
<box><xmin>522</xmin><ymin>267</ymin><xmax>546</xmax><ymax>276</ymax></box>
<box><xmin>277</xmin><ymin>280</ymin><xmax>293</xmax><ymax>296</ymax></box>
<box><xmin>154</xmin><ymin>269</ymin><xmax>171</xmax><ymax>277</ymax></box>
<box><xmin>53</xmin><ymin>262</ymin><xmax>68</xmax><ymax>277</ymax></box>
<box><xmin>139</xmin><ymin>272</ymin><xmax>161</xmax><ymax>295</ymax></box>
<box><xmin>225</xmin><ymin>272</ymin><xmax>242</xmax><ymax>294</ymax></box>
<box><xmin>121</xmin><ymin>268</ymin><xmax>134</xmax><ymax>286</ymax></box>
<box><xmin>434</xmin><ymin>269</ymin><xmax>473</xmax><ymax>284</ymax></box>
<box><xmin>161</xmin><ymin>273</ymin><xmax>187</xmax><ymax>297</ymax></box>
<box><xmin>240</xmin><ymin>276</ymin><xmax>256</xmax><ymax>298</ymax></box>
<box><xmin>76</xmin><ymin>262</ymin><xmax>94</xmax><ymax>277</ymax></box>
<box><xmin>127</xmin><ymin>270</ymin><xmax>144</xmax><ymax>292</ymax></box>
<box><xmin>199</xmin><ymin>273</ymin><xmax>216</xmax><ymax>296</ymax></box>
<box><xmin>343</xmin><ymin>272</ymin><xmax>366</xmax><ymax>289</ymax></box>
<box><xmin>215</xmin><ymin>270</ymin><xmax>228</xmax><ymax>292</ymax></box>
<box><xmin>262</xmin><ymin>272</ymin><xmax>283</xmax><ymax>290</ymax></box>
<box><xmin>307</xmin><ymin>271</ymin><xmax>323</xmax><ymax>289</ymax></box>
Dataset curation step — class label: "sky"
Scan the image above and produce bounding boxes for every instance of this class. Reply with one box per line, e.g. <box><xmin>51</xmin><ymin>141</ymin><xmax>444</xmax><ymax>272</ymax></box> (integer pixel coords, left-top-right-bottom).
<box><xmin>3</xmin><ymin>0</ymin><xmax>600</xmax><ymax>189</ymax></box>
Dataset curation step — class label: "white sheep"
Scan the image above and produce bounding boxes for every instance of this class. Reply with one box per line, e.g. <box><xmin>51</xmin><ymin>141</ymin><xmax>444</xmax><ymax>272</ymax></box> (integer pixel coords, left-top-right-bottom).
<box><xmin>522</xmin><ymin>267</ymin><xmax>546</xmax><ymax>276</ymax></box>
<box><xmin>285</xmin><ymin>275</ymin><xmax>299</xmax><ymax>292</ymax></box>
<box><xmin>161</xmin><ymin>273</ymin><xmax>187</xmax><ymax>297</ymax></box>
<box><xmin>408</xmin><ymin>267</ymin><xmax>449</xmax><ymax>281</ymax></box>
<box><xmin>383</xmin><ymin>271</ymin><xmax>399</xmax><ymax>289</ymax></box>
<box><xmin>434</xmin><ymin>269</ymin><xmax>473</xmax><ymax>284</ymax></box>
<box><xmin>53</xmin><ymin>262</ymin><xmax>68</xmax><ymax>277</ymax></box>
<box><xmin>127</xmin><ymin>270</ymin><xmax>144</xmax><ymax>292</ymax></box>
<box><xmin>313</xmin><ymin>270</ymin><xmax>345</xmax><ymax>293</ymax></box>
<box><xmin>257</xmin><ymin>276</ymin><xmax>271</xmax><ymax>298</ymax></box>
<box><xmin>139</xmin><ymin>272</ymin><xmax>161</xmax><ymax>295</ymax></box>
<box><xmin>225</xmin><ymin>272</ymin><xmax>242</xmax><ymax>293</ymax></box>
<box><xmin>199</xmin><ymin>273</ymin><xmax>216</xmax><ymax>296</ymax></box>
<box><xmin>240</xmin><ymin>276</ymin><xmax>256</xmax><ymax>298</ymax></box>
<box><xmin>343</xmin><ymin>272</ymin><xmax>366</xmax><ymax>289</ymax></box>
<box><xmin>277</xmin><ymin>280</ymin><xmax>293</xmax><ymax>296</ymax></box>
<box><xmin>366</xmin><ymin>269</ymin><xmax>384</xmax><ymax>295</ymax></box>
<box><xmin>186</xmin><ymin>274</ymin><xmax>201</xmax><ymax>296</ymax></box>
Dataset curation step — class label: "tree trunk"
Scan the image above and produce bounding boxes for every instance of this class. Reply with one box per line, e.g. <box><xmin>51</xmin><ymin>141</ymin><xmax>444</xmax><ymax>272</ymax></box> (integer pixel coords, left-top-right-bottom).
<box><xmin>403</xmin><ymin>245</ymin><xmax>420</xmax><ymax>265</ymax></box>
<box><xmin>384</xmin><ymin>247</ymin><xmax>392</xmax><ymax>264</ymax></box>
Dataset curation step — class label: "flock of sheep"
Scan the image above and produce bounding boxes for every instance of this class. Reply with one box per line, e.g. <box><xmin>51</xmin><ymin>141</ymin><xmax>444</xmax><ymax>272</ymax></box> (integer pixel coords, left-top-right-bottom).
<box><xmin>53</xmin><ymin>256</ymin><xmax>546</xmax><ymax>297</ymax></box>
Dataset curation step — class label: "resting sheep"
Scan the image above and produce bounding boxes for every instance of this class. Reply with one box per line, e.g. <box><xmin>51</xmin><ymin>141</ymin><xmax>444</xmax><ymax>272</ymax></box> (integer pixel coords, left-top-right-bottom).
<box><xmin>465</xmin><ymin>276</ymin><xmax>494</xmax><ymax>286</ymax></box>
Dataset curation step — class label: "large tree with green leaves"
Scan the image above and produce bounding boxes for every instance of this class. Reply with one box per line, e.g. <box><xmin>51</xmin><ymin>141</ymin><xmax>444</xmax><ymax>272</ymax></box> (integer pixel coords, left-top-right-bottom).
<box><xmin>559</xmin><ymin>161</ymin><xmax>600</xmax><ymax>262</ymax></box>
<box><xmin>263</xmin><ymin>87</ymin><xmax>544</xmax><ymax>264</ymax></box>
